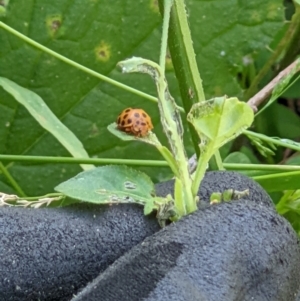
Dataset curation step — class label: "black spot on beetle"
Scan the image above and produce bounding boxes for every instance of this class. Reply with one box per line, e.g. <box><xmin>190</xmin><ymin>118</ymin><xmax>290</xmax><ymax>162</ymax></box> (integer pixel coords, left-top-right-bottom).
<box><xmin>127</xmin><ymin>118</ymin><xmax>132</xmax><ymax>124</ymax></box>
<box><xmin>134</xmin><ymin>112</ymin><xmax>140</xmax><ymax>118</ymax></box>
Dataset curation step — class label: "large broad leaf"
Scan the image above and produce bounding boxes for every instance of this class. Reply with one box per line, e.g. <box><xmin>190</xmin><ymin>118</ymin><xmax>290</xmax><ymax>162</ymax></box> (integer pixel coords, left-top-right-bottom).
<box><xmin>0</xmin><ymin>0</ymin><xmax>284</xmax><ymax>195</ymax></box>
<box><xmin>55</xmin><ymin>165</ymin><xmax>155</xmax><ymax>204</ymax></box>
<box><xmin>188</xmin><ymin>0</ymin><xmax>284</xmax><ymax>98</ymax></box>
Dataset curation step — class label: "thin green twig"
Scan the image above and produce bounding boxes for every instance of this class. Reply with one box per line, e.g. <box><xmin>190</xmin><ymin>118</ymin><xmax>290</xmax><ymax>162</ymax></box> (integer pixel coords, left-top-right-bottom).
<box><xmin>159</xmin><ymin>0</ymin><xmax>203</xmax><ymax>158</ymax></box>
<box><xmin>0</xmin><ymin>155</ymin><xmax>169</xmax><ymax>167</ymax></box>
<box><xmin>1</xmin><ymin>154</ymin><xmax>300</xmax><ymax>172</ymax></box>
<box><xmin>0</xmin><ymin>162</ymin><xmax>26</xmax><ymax>196</ymax></box>
<box><xmin>161</xmin><ymin>0</ymin><xmax>223</xmax><ymax>168</ymax></box>
<box><xmin>224</xmin><ymin>163</ymin><xmax>300</xmax><ymax>171</ymax></box>
<box><xmin>159</xmin><ymin>0</ymin><xmax>173</xmax><ymax>70</ymax></box>
<box><xmin>0</xmin><ymin>21</ymin><xmax>185</xmax><ymax>112</ymax></box>
<box><xmin>172</xmin><ymin>0</ymin><xmax>205</xmax><ymax>102</ymax></box>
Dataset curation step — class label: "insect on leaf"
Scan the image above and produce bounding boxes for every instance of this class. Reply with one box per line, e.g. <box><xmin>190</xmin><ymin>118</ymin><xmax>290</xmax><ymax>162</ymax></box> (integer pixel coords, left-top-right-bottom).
<box><xmin>107</xmin><ymin>122</ymin><xmax>161</xmax><ymax>147</ymax></box>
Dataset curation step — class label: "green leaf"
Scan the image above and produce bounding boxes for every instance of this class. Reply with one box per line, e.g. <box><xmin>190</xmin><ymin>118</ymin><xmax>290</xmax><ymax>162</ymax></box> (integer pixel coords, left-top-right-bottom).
<box><xmin>0</xmin><ymin>0</ymin><xmax>286</xmax><ymax>195</ymax></box>
<box><xmin>223</xmin><ymin>152</ymin><xmax>252</xmax><ymax>164</ymax></box>
<box><xmin>276</xmin><ymin>190</ymin><xmax>300</xmax><ymax>215</ymax></box>
<box><xmin>285</xmin><ymin>154</ymin><xmax>300</xmax><ymax>166</ymax></box>
<box><xmin>253</xmin><ymin>171</ymin><xmax>300</xmax><ymax>192</ymax></box>
<box><xmin>0</xmin><ymin>77</ymin><xmax>93</xmax><ymax>171</ymax></box>
<box><xmin>108</xmin><ymin>122</ymin><xmax>179</xmax><ymax>177</ymax></box>
<box><xmin>188</xmin><ymin>96</ymin><xmax>254</xmax><ymax>152</ymax></box>
<box><xmin>55</xmin><ymin>165</ymin><xmax>155</xmax><ymax>205</ymax></box>
<box><xmin>0</xmin><ymin>1</ymin><xmax>167</xmax><ymax>195</ymax></box>
<box><xmin>269</xmin><ymin>104</ymin><xmax>300</xmax><ymax>140</ymax></box>
<box><xmin>244</xmin><ymin>133</ymin><xmax>276</xmax><ymax>157</ymax></box>
<box><xmin>256</xmin><ymin>58</ymin><xmax>300</xmax><ymax>116</ymax></box>
<box><xmin>188</xmin><ymin>0</ymin><xmax>285</xmax><ymax>98</ymax></box>
<box><xmin>107</xmin><ymin>122</ymin><xmax>161</xmax><ymax>147</ymax></box>
<box><xmin>189</xmin><ymin>96</ymin><xmax>254</xmax><ymax>197</ymax></box>
<box><xmin>282</xmin><ymin>75</ymin><xmax>300</xmax><ymax>98</ymax></box>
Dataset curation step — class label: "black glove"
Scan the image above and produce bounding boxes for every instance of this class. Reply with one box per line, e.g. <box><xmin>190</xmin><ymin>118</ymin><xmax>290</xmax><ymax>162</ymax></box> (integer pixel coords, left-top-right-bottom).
<box><xmin>1</xmin><ymin>171</ymin><xmax>299</xmax><ymax>301</ymax></box>
<box><xmin>71</xmin><ymin>172</ymin><xmax>300</xmax><ymax>301</ymax></box>
<box><xmin>0</xmin><ymin>203</ymin><xmax>159</xmax><ymax>301</ymax></box>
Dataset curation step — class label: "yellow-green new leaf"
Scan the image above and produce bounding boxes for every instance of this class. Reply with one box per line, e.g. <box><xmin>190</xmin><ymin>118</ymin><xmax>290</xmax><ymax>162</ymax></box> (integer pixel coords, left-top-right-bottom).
<box><xmin>108</xmin><ymin>122</ymin><xmax>179</xmax><ymax>177</ymax></box>
<box><xmin>189</xmin><ymin>96</ymin><xmax>254</xmax><ymax>197</ymax></box>
<box><xmin>188</xmin><ymin>96</ymin><xmax>254</xmax><ymax>152</ymax></box>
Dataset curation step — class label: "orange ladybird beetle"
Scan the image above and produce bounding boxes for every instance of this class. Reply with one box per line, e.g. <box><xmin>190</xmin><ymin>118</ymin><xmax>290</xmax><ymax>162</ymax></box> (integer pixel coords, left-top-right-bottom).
<box><xmin>117</xmin><ymin>108</ymin><xmax>153</xmax><ymax>137</ymax></box>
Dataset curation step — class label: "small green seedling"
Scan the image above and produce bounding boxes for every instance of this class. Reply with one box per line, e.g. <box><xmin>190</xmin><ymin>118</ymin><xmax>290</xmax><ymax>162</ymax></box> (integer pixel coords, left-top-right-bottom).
<box><xmin>55</xmin><ymin>63</ymin><xmax>253</xmax><ymax>226</ymax></box>
<box><xmin>54</xmin><ymin>0</ymin><xmax>254</xmax><ymax>227</ymax></box>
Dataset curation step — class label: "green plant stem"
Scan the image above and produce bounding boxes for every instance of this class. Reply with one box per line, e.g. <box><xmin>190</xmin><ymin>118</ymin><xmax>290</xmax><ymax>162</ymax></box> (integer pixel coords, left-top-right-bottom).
<box><xmin>119</xmin><ymin>57</ymin><xmax>196</xmax><ymax>214</ymax></box>
<box><xmin>160</xmin><ymin>0</ymin><xmax>223</xmax><ymax>167</ymax></box>
<box><xmin>170</xmin><ymin>0</ymin><xmax>205</xmax><ymax>102</ymax></box>
<box><xmin>252</xmin><ymin>170</ymin><xmax>300</xmax><ymax>187</ymax></box>
<box><xmin>2</xmin><ymin>154</ymin><xmax>300</xmax><ymax>172</ymax></box>
<box><xmin>209</xmin><ymin>151</ymin><xmax>225</xmax><ymax>170</ymax></box>
<box><xmin>224</xmin><ymin>163</ymin><xmax>300</xmax><ymax>171</ymax></box>
<box><xmin>243</xmin><ymin>6</ymin><xmax>300</xmax><ymax>101</ymax></box>
<box><xmin>191</xmin><ymin>147</ymin><xmax>211</xmax><ymax>197</ymax></box>
<box><xmin>0</xmin><ymin>162</ymin><xmax>26</xmax><ymax>196</ymax></box>
<box><xmin>192</xmin><ymin>151</ymin><xmax>210</xmax><ymax>196</ymax></box>
<box><xmin>0</xmin><ymin>155</ymin><xmax>169</xmax><ymax>167</ymax></box>
<box><xmin>173</xmin><ymin>177</ymin><xmax>185</xmax><ymax>216</ymax></box>
<box><xmin>0</xmin><ymin>21</ymin><xmax>186</xmax><ymax>112</ymax></box>
<box><xmin>159</xmin><ymin>0</ymin><xmax>173</xmax><ymax>70</ymax></box>
<box><xmin>154</xmin><ymin>60</ymin><xmax>195</xmax><ymax>212</ymax></box>
<box><xmin>156</xmin><ymin>145</ymin><xmax>180</xmax><ymax>177</ymax></box>
<box><xmin>244</xmin><ymin>130</ymin><xmax>300</xmax><ymax>152</ymax></box>
<box><xmin>155</xmin><ymin>0</ymin><xmax>196</xmax><ymax>214</ymax></box>
<box><xmin>158</xmin><ymin>0</ymin><xmax>204</xmax><ymax>158</ymax></box>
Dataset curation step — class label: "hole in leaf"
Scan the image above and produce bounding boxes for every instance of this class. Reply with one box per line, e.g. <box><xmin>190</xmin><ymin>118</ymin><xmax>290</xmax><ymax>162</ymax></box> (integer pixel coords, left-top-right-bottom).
<box><xmin>124</xmin><ymin>181</ymin><xmax>137</xmax><ymax>190</ymax></box>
